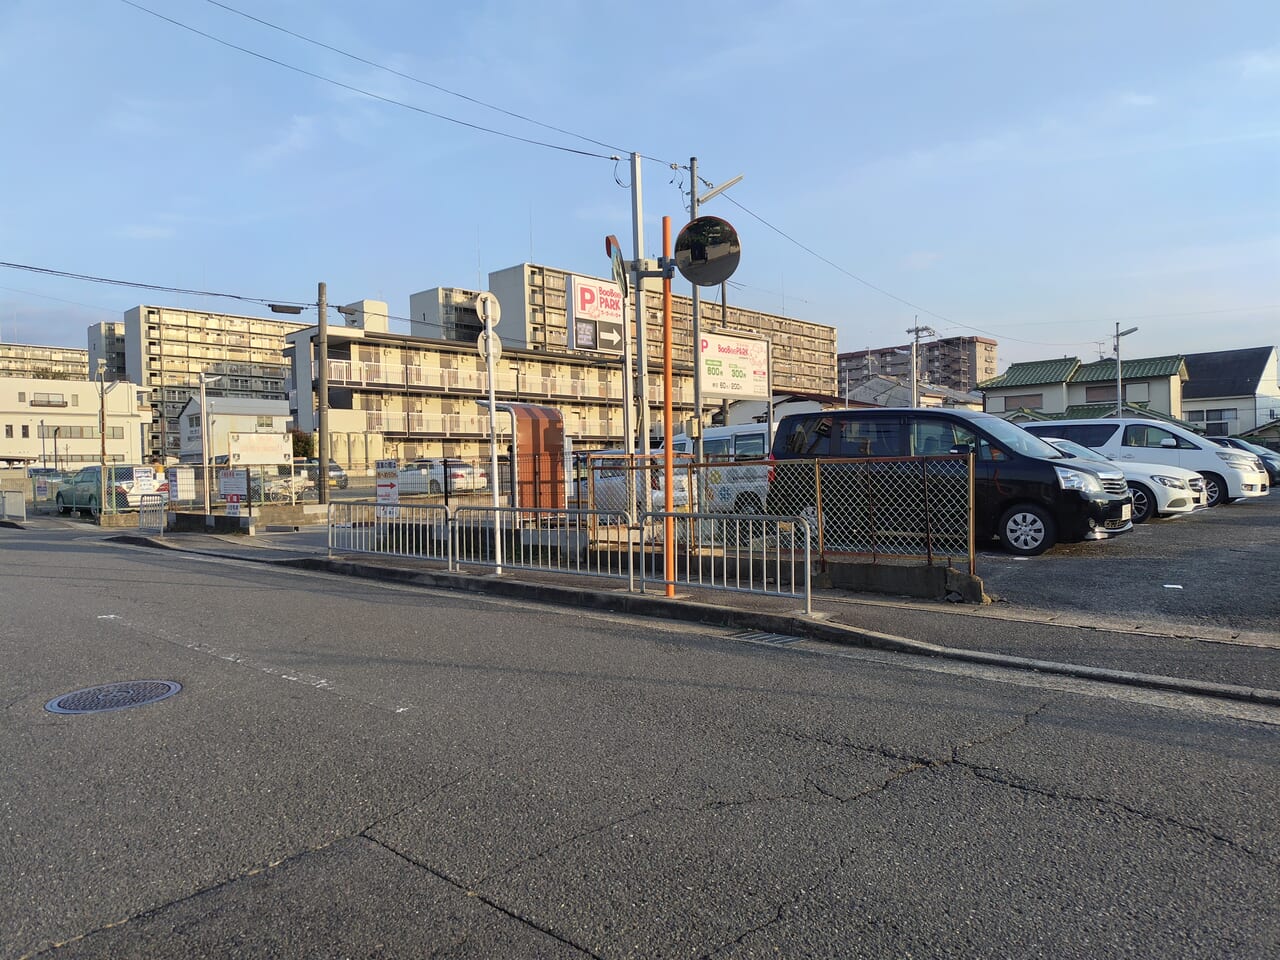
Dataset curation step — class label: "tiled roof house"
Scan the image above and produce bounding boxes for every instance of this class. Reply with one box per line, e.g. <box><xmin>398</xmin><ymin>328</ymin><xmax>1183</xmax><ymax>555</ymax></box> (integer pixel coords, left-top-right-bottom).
<box><xmin>980</xmin><ymin>355</ymin><xmax>1188</xmax><ymax>420</ymax></box>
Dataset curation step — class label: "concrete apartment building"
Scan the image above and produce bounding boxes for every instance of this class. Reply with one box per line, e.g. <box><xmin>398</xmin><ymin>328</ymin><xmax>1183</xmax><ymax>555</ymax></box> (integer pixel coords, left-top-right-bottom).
<box><xmin>838</xmin><ymin>336</ymin><xmax>998</xmax><ymax>397</ymax></box>
<box><xmin>0</xmin><ymin>375</ymin><xmax>152</xmax><ymax>467</ymax></box>
<box><xmin>0</xmin><ymin>342</ymin><xmax>90</xmax><ymax>381</ymax></box>
<box><xmin>114</xmin><ymin>306</ymin><xmax>308</xmax><ymax>460</ymax></box>
<box><xmin>287</xmin><ymin>263</ymin><xmax>838</xmax><ymax>464</ymax></box>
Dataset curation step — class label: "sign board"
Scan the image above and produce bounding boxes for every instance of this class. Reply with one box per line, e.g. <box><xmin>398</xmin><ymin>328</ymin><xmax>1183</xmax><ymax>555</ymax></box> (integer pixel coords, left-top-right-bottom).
<box><xmin>226</xmin><ymin>493</ymin><xmax>242</xmax><ymax>517</ymax></box>
<box><xmin>218</xmin><ymin>469</ymin><xmax>248</xmax><ymax>497</ymax></box>
<box><xmin>132</xmin><ymin>466</ymin><xmax>158</xmax><ymax>494</ymax></box>
<box><xmin>375</xmin><ymin>458</ymin><xmax>400</xmax><ymax>519</ymax></box>
<box><xmin>699</xmin><ymin>331</ymin><xmax>770</xmax><ymax>400</ymax></box>
<box><xmin>228</xmin><ymin>432</ymin><xmax>292</xmax><ymax>467</ymax></box>
<box><xmin>567</xmin><ymin>274</ymin><xmax>625</xmax><ymax>355</ymax></box>
<box><xmin>477</xmin><ymin>330</ymin><xmax>502</xmax><ymax>363</ymax></box>
<box><xmin>475</xmin><ymin>292</ymin><xmax>501</xmax><ymax>327</ymax></box>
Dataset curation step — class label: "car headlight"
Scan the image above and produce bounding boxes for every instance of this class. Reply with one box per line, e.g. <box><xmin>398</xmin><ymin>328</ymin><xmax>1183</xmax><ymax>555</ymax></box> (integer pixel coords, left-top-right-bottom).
<box><xmin>1055</xmin><ymin>466</ymin><xmax>1102</xmax><ymax>494</ymax></box>
<box><xmin>1215</xmin><ymin>450</ymin><xmax>1257</xmax><ymax>470</ymax></box>
<box><xmin>1152</xmin><ymin>475</ymin><xmax>1187</xmax><ymax>489</ymax></box>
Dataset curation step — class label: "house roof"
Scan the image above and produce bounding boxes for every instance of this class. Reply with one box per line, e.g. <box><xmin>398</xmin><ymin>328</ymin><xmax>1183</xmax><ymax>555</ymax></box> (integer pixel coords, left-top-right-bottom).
<box><xmin>1182</xmin><ymin>346</ymin><xmax>1276</xmax><ymax>400</ymax></box>
<box><xmin>978</xmin><ymin>357</ymin><xmax>1080</xmax><ymax>390</ymax></box>
<box><xmin>1071</xmin><ymin>355</ymin><xmax>1187</xmax><ymax>383</ymax></box>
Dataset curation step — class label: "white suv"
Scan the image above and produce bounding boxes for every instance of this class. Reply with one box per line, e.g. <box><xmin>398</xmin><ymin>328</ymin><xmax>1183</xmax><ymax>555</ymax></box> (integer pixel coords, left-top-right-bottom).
<box><xmin>1023</xmin><ymin>419</ymin><xmax>1269</xmax><ymax>507</ymax></box>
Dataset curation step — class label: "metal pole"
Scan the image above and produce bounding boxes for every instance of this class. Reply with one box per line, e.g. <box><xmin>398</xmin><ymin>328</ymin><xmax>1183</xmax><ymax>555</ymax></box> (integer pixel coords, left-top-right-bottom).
<box><xmin>631</xmin><ymin>152</ymin><xmax>650</xmax><ymax>456</ymax></box>
<box><xmin>40</xmin><ymin>419</ymin><xmax>46</xmax><ymax>468</ymax></box>
<box><xmin>98</xmin><ymin>362</ymin><xmax>106</xmax><ymax>516</ymax></box>
<box><xmin>689</xmin><ymin>156</ymin><xmax>704</xmax><ymax>464</ymax></box>
<box><xmin>317</xmin><ymin>281</ymin><xmax>330</xmax><ymax>506</ymax></box>
<box><xmin>662</xmin><ymin>216</ymin><xmax>675</xmax><ymax>598</ymax></box>
<box><xmin>201</xmin><ymin>376</ymin><xmax>211</xmax><ymax>519</ymax></box>
<box><xmin>1115</xmin><ymin>322</ymin><xmax>1123</xmax><ymax>419</ymax></box>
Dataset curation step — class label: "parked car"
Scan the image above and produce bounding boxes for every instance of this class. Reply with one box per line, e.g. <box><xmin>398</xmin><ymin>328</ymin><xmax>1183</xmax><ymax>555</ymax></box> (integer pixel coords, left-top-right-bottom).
<box><xmin>668</xmin><ymin>424</ymin><xmax>773</xmax><ymax>514</ymax></box>
<box><xmin>1038</xmin><ymin>437</ymin><xmax>1207</xmax><ymax>523</ymax></box>
<box><xmin>589</xmin><ymin>449</ymin><xmax>691</xmax><ymax>515</ymax></box>
<box><xmin>398</xmin><ymin>458</ymin><xmax>489</xmax><ymax>495</ymax></box>
<box><xmin>768</xmin><ymin>408</ymin><xmax>1133</xmax><ymax>556</ymax></box>
<box><xmin>55</xmin><ymin>465</ymin><xmax>170</xmax><ymax>515</ymax></box>
<box><xmin>1214</xmin><ymin>437</ymin><xmax>1280</xmax><ymax>486</ymax></box>
<box><xmin>1021</xmin><ymin>418</ymin><xmax>1269</xmax><ymax>507</ymax></box>
<box><xmin>295</xmin><ymin>458</ymin><xmax>349</xmax><ymax>488</ymax></box>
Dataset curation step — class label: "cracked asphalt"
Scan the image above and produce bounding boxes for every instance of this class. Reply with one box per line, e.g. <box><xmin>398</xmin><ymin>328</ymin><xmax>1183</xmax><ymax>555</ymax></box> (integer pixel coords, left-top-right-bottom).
<box><xmin>4</xmin><ymin>518</ymin><xmax>1279</xmax><ymax>959</ymax></box>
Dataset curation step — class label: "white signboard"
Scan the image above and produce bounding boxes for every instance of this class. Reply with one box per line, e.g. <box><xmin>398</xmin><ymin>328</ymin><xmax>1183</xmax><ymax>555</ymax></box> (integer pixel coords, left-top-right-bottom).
<box><xmin>567</xmin><ymin>274</ymin><xmax>626</xmax><ymax>355</ymax></box>
<box><xmin>375</xmin><ymin>458</ymin><xmax>399</xmax><ymax>519</ymax></box>
<box><xmin>218</xmin><ymin>469</ymin><xmax>248</xmax><ymax>497</ymax></box>
<box><xmin>228</xmin><ymin>432</ymin><xmax>292</xmax><ymax>467</ymax></box>
<box><xmin>699</xmin><ymin>331</ymin><xmax>770</xmax><ymax>400</ymax></box>
<box><xmin>133</xmin><ymin>466</ymin><xmax>158</xmax><ymax>494</ymax></box>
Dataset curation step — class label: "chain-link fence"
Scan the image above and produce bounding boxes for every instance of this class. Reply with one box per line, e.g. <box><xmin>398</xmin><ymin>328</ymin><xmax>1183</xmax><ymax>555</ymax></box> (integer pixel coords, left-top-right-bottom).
<box><xmin>767</xmin><ymin>455</ymin><xmax>973</xmax><ymax>567</ymax></box>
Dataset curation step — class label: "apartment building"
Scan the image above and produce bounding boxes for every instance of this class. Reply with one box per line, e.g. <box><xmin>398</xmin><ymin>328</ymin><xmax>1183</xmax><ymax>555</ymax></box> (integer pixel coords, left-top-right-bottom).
<box><xmin>0</xmin><ymin>375</ymin><xmax>152</xmax><ymax>467</ymax></box>
<box><xmin>0</xmin><ymin>342</ymin><xmax>90</xmax><ymax>381</ymax></box>
<box><xmin>119</xmin><ymin>305</ymin><xmax>308</xmax><ymax>460</ymax></box>
<box><xmin>87</xmin><ymin>322</ymin><xmax>128</xmax><ymax>381</ymax></box>
<box><xmin>839</xmin><ymin>336</ymin><xmax>998</xmax><ymax>396</ymax></box>
<box><xmin>288</xmin><ymin>266</ymin><xmax>838</xmax><ymax>464</ymax></box>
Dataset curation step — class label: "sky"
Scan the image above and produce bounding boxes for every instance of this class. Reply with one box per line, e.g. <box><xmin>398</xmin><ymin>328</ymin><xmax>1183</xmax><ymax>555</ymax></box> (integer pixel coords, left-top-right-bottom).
<box><xmin>0</xmin><ymin>0</ymin><xmax>1277</xmax><ymax>373</ymax></box>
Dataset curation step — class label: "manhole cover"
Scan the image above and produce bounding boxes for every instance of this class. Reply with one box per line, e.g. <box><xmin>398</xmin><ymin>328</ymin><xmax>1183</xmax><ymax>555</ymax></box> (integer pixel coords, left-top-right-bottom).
<box><xmin>45</xmin><ymin>680</ymin><xmax>182</xmax><ymax>715</ymax></box>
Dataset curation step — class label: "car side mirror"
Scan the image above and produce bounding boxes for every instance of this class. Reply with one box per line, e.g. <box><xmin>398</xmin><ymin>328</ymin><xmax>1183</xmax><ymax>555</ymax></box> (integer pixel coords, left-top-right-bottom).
<box><xmin>1160</xmin><ymin>438</ymin><xmax>1178</xmax><ymax>448</ymax></box>
<box><xmin>949</xmin><ymin>444</ymin><xmax>974</xmax><ymax>455</ymax></box>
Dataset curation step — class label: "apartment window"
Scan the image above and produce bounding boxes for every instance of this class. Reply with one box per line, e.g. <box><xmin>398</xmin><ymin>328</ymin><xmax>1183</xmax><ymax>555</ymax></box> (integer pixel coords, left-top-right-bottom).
<box><xmin>1002</xmin><ymin>393</ymin><xmax>1044</xmax><ymax>410</ymax></box>
<box><xmin>17</xmin><ymin>392</ymin><xmax>25</xmax><ymax>403</ymax></box>
<box><xmin>3</xmin><ymin>425</ymin><xmax>10</xmax><ymax>438</ymax></box>
<box><xmin>188</xmin><ymin>415</ymin><xmax>200</xmax><ymax>428</ymax></box>
<box><xmin>256</xmin><ymin>415</ymin><xmax>274</xmax><ymax>428</ymax></box>
<box><xmin>21</xmin><ymin>425</ymin><xmax>29</xmax><ymax>439</ymax></box>
<box><xmin>1204</xmin><ymin>408</ymin><xmax>1237</xmax><ymax>438</ymax></box>
<box><xmin>1084</xmin><ymin>385</ymin><xmax>1121</xmax><ymax>403</ymax></box>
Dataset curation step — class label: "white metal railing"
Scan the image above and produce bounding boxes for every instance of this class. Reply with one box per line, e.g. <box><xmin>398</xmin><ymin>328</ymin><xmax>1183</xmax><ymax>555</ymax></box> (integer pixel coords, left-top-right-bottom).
<box><xmin>328</xmin><ymin>502</ymin><xmax>451</xmax><ymax>562</ymax></box>
<box><xmin>452</xmin><ymin>506</ymin><xmax>631</xmax><ymax>580</ymax></box>
<box><xmin>326</xmin><ymin>502</ymin><xmax>812</xmax><ymax>611</ymax></box>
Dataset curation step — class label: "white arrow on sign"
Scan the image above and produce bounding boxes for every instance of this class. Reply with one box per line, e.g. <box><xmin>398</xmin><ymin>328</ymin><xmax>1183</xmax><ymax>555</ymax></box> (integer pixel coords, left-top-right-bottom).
<box><xmin>598</xmin><ymin>324</ymin><xmax>623</xmax><ymax>350</ymax></box>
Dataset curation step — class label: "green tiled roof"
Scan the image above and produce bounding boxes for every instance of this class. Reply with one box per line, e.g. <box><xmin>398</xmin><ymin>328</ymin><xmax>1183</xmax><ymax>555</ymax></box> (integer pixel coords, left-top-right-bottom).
<box><xmin>1072</xmin><ymin>355</ymin><xmax>1186</xmax><ymax>383</ymax></box>
<box><xmin>978</xmin><ymin>357</ymin><xmax>1080</xmax><ymax>390</ymax></box>
<box><xmin>999</xmin><ymin>403</ymin><xmax>1201</xmax><ymax>432</ymax></box>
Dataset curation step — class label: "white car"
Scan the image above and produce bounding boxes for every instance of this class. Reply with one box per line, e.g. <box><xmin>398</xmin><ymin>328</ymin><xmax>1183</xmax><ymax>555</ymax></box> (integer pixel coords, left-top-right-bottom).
<box><xmin>588</xmin><ymin>450</ymin><xmax>690</xmax><ymax>515</ymax></box>
<box><xmin>1041</xmin><ymin>437</ymin><xmax>1207</xmax><ymax>523</ymax></box>
<box><xmin>398</xmin><ymin>459</ymin><xmax>489</xmax><ymax>495</ymax></box>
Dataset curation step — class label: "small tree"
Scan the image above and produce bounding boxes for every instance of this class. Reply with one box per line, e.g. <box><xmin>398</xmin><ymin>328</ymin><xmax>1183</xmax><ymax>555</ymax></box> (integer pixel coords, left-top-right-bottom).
<box><xmin>289</xmin><ymin>429</ymin><xmax>315</xmax><ymax>459</ymax></box>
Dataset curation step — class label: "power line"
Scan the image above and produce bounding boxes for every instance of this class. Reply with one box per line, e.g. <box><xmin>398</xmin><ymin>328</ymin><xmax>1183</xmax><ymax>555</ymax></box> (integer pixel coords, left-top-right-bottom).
<box><xmin>203</xmin><ymin>0</ymin><xmax>637</xmax><ymax>158</ymax></box>
<box><xmin>118</xmin><ymin>0</ymin><xmax>621</xmax><ymax>162</ymax></box>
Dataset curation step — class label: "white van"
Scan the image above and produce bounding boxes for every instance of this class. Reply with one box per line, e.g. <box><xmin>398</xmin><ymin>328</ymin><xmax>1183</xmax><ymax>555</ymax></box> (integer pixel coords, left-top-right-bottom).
<box><xmin>669</xmin><ymin>424</ymin><xmax>774</xmax><ymax>514</ymax></box>
<box><xmin>1022</xmin><ymin>418</ymin><xmax>1269</xmax><ymax>507</ymax></box>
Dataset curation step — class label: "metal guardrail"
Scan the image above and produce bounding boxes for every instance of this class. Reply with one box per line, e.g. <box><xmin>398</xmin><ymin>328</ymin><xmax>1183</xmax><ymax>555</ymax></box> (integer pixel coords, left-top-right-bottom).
<box><xmin>637</xmin><ymin>511</ymin><xmax>812</xmax><ymax>614</ymax></box>
<box><xmin>326</xmin><ymin>501</ymin><xmax>812</xmax><ymax>611</ymax></box>
<box><xmin>452</xmin><ymin>505</ymin><xmax>631</xmax><ymax>580</ymax></box>
<box><xmin>1</xmin><ymin>490</ymin><xmax>27</xmax><ymax>522</ymax></box>
<box><xmin>328</xmin><ymin>502</ymin><xmax>451</xmax><ymax>562</ymax></box>
<box><xmin>137</xmin><ymin>494</ymin><xmax>165</xmax><ymax>535</ymax></box>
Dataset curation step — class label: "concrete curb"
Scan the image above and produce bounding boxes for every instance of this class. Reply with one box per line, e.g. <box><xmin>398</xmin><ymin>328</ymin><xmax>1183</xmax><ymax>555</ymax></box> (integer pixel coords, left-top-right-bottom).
<box><xmin>108</xmin><ymin>535</ymin><xmax>1280</xmax><ymax>710</ymax></box>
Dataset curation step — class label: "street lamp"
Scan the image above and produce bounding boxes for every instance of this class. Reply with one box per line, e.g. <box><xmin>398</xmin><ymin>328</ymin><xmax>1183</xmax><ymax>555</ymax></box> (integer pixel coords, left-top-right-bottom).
<box><xmin>1114</xmin><ymin>324</ymin><xmax>1139</xmax><ymax>418</ymax></box>
<box><xmin>199</xmin><ymin>373</ymin><xmax>223</xmax><ymax>520</ymax></box>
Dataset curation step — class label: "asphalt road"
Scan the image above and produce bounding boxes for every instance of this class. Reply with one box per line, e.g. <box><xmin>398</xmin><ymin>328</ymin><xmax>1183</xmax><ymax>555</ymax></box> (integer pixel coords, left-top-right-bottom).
<box><xmin>3</xmin><ymin>525</ymin><xmax>1278</xmax><ymax>959</ymax></box>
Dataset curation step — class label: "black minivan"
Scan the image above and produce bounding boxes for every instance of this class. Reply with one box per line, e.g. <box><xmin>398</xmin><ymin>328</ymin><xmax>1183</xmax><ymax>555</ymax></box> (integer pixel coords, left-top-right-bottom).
<box><xmin>767</xmin><ymin>408</ymin><xmax>1133</xmax><ymax>555</ymax></box>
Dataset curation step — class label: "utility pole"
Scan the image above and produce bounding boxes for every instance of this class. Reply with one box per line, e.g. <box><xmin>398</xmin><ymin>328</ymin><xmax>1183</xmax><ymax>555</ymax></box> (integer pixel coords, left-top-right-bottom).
<box><xmin>906</xmin><ymin>321</ymin><xmax>936</xmax><ymax>406</ymax></box>
<box><xmin>1114</xmin><ymin>323</ymin><xmax>1138</xmax><ymax>418</ymax></box>
<box><xmin>317</xmin><ymin>282</ymin><xmax>329</xmax><ymax>506</ymax></box>
<box><xmin>97</xmin><ymin>360</ymin><xmax>107</xmax><ymax>516</ymax></box>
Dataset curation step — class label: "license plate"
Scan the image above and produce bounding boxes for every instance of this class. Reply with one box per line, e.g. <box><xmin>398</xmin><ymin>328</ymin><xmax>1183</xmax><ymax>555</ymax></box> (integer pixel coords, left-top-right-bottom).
<box><xmin>1120</xmin><ymin>504</ymin><xmax>1131</xmax><ymax>521</ymax></box>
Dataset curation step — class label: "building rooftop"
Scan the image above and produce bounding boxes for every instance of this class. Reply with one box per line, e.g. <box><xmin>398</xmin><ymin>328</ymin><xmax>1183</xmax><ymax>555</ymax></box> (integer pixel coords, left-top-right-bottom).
<box><xmin>1182</xmin><ymin>346</ymin><xmax>1275</xmax><ymax>400</ymax></box>
<box><xmin>978</xmin><ymin>357</ymin><xmax>1080</xmax><ymax>390</ymax></box>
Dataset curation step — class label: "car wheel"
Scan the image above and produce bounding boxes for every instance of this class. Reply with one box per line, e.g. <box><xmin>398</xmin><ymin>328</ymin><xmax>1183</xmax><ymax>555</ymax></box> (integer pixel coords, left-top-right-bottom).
<box><xmin>1199</xmin><ymin>472</ymin><xmax>1227</xmax><ymax>507</ymax></box>
<box><xmin>998</xmin><ymin>504</ymin><xmax>1055</xmax><ymax>556</ymax></box>
<box><xmin>1127</xmin><ymin>482</ymin><xmax>1154</xmax><ymax>523</ymax></box>
<box><xmin>56</xmin><ymin>493</ymin><xmax>70</xmax><ymax>516</ymax></box>
<box><xmin>84</xmin><ymin>496</ymin><xmax>100</xmax><ymax>518</ymax></box>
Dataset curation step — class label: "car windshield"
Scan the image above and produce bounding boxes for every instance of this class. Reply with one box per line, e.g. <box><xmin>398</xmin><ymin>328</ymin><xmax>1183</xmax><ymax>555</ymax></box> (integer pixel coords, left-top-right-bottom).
<box><xmin>971</xmin><ymin>414</ymin><xmax>1066</xmax><ymax>459</ymax></box>
<box><xmin>1043</xmin><ymin>438</ymin><xmax>1110</xmax><ymax>463</ymax></box>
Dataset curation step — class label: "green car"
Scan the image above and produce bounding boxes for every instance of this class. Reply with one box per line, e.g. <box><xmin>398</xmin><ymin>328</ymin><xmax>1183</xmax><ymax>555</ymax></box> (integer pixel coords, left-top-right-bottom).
<box><xmin>56</xmin><ymin>466</ymin><xmax>170</xmax><ymax>515</ymax></box>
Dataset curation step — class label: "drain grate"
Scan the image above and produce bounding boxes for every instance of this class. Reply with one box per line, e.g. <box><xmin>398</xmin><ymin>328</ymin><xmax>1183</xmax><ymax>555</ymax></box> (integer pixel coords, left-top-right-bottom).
<box><xmin>45</xmin><ymin>680</ymin><xmax>182</xmax><ymax>715</ymax></box>
<box><xmin>731</xmin><ymin>630</ymin><xmax>804</xmax><ymax>647</ymax></box>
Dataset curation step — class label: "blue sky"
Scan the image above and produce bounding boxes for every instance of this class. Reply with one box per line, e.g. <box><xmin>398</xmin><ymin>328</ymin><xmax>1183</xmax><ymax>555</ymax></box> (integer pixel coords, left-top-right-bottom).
<box><xmin>1</xmin><ymin>0</ymin><xmax>1276</xmax><ymax>372</ymax></box>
